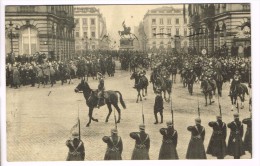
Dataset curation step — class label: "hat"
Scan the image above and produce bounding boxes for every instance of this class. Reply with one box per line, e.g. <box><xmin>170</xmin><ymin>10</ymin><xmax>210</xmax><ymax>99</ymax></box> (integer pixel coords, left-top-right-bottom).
<box><xmin>139</xmin><ymin>124</ymin><xmax>145</xmax><ymax>130</ymax></box>
<box><xmin>166</xmin><ymin>121</ymin><xmax>173</xmax><ymax>127</ymax></box>
<box><xmin>233</xmin><ymin>113</ymin><xmax>239</xmax><ymax>118</ymax></box>
<box><xmin>71</xmin><ymin>131</ymin><xmax>79</xmax><ymax>139</ymax></box>
<box><xmin>195</xmin><ymin>117</ymin><xmax>201</xmax><ymax>123</ymax></box>
<box><xmin>111</xmin><ymin>128</ymin><xmax>118</xmax><ymax>134</ymax></box>
<box><xmin>216</xmin><ymin>115</ymin><xmax>222</xmax><ymax>120</ymax></box>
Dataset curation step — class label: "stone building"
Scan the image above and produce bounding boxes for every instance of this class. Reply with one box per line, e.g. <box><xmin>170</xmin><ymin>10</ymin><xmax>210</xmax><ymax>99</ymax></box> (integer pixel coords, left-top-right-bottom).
<box><xmin>188</xmin><ymin>4</ymin><xmax>251</xmax><ymax>57</ymax></box>
<box><xmin>74</xmin><ymin>6</ymin><xmax>108</xmax><ymax>55</ymax></box>
<box><xmin>142</xmin><ymin>6</ymin><xmax>189</xmax><ymax>53</ymax></box>
<box><xmin>5</xmin><ymin>5</ymin><xmax>75</xmax><ymax>60</ymax></box>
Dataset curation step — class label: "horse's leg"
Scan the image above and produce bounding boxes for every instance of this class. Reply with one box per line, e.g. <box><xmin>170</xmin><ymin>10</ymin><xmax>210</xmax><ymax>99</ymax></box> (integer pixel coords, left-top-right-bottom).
<box><xmin>140</xmin><ymin>89</ymin><xmax>143</xmax><ymax>101</ymax></box>
<box><xmin>136</xmin><ymin>89</ymin><xmax>140</xmax><ymax>103</ymax></box>
<box><xmin>86</xmin><ymin>107</ymin><xmax>93</xmax><ymax>127</ymax></box>
<box><xmin>191</xmin><ymin>83</ymin><xmax>193</xmax><ymax>95</ymax></box>
<box><xmin>163</xmin><ymin>90</ymin><xmax>167</xmax><ymax>101</ymax></box>
<box><xmin>240</xmin><ymin>95</ymin><xmax>244</xmax><ymax>109</ymax></box>
<box><xmin>142</xmin><ymin>88</ymin><xmax>145</xmax><ymax>97</ymax></box>
<box><xmin>209</xmin><ymin>92</ymin><xmax>212</xmax><ymax>105</ymax></box>
<box><xmin>113</xmin><ymin>103</ymin><xmax>121</xmax><ymax>123</ymax></box>
<box><xmin>105</xmin><ymin>103</ymin><xmax>112</xmax><ymax>123</ymax></box>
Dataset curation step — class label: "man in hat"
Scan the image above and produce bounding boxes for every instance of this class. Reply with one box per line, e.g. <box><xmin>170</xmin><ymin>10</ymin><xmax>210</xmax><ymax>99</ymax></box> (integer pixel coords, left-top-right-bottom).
<box><xmin>130</xmin><ymin>124</ymin><xmax>150</xmax><ymax>160</ymax></box>
<box><xmin>242</xmin><ymin>113</ymin><xmax>252</xmax><ymax>157</ymax></box>
<box><xmin>66</xmin><ymin>131</ymin><xmax>85</xmax><ymax>161</ymax></box>
<box><xmin>97</xmin><ymin>72</ymin><xmax>105</xmax><ymax>108</ymax></box>
<box><xmin>206</xmin><ymin>115</ymin><xmax>227</xmax><ymax>159</ymax></box>
<box><xmin>227</xmin><ymin>113</ymin><xmax>245</xmax><ymax>159</ymax></box>
<box><xmin>186</xmin><ymin>118</ymin><xmax>206</xmax><ymax>159</ymax></box>
<box><xmin>102</xmin><ymin>128</ymin><xmax>123</xmax><ymax>160</ymax></box>
<box><xmin>158</xmin><ymin>121</ymin><xmax>179</xmax><ymax>159</ymax></box>
<box><xmin>153</xmin><ymin>90</ymin><xmax>164</xmax><ymax>124</ymax></box>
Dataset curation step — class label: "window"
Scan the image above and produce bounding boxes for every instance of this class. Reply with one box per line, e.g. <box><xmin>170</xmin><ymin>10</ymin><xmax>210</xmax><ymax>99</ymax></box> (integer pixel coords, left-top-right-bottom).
<box><xmin>82</xmin><ymin>18</ymin><xmax>87</xmax><ymax>25</ymax></box>
<box><xmin>222</xmin><ymin>4</ymin><xmax>226</xmax><ymax>12</ymax></box>
<box><xmin>76</xmin><ymin>31</ymin><xmax>79</xmax><ymax>37</ymax></box>
<box><xmin>167</xmin><ymin>18</ymin><xmax>171</xmax><ymax>25</ymax></box>
<box><xmin>91</xmin><ymin>18</ymin><xmax>95</xmax><ymax>25</ymax></box>
<box><xmin>19</xmin><ymin>27</ymin><xmax>38</xmax><ymax>55</ymax></box>
<box><xmin>176</xmin><ymin>28</ymin><xmax>179</xmax><ymax>36</ymax></box>
<box><xmin>160</xmin><ymin>28</ymin><xmax>164</xmax><ymax>37</ymax></box>
<box><xmin>152</xmin><ymin>27</ymin><xmax>156</xmax><ymax>37</ymax></box>
<box><xmin>176</xmin><ymin>18</ymin><xmax>179</xmax><ymax>25</ymax></box>
<box><xmin>91</xmin><ymin>31</ymin><xmax>95</xmax><ymax>38</ymax></box>
<box><xmin>159</xmin><ymin>18</ymin><xmax>164</xmax><ymax>25</ymax></box>
<box><xmin>75</xmin><ymin>19</ymin><xmax>79</xmax><ymax>24</ymax></box>
<box><xmin>20</xmin><ymin>6</ymin><xmax>35</xmax><ymax>12</ymax></box>
<box><xmin>184</xmin><ymin>28</ymin><xmax>187</xmax><ymax>36</ymax></box>
<box><xmin>167</xmin><ymin>28</ymin><xmax>171</xmax><ymax>36</ymax></box>
<box><xmin>184</xmin><ymin>18</ymin><xmax>187</xmax><ymax>24</ymax></box>
<box><xmin>83</xmin><ymin>32</ymin><xmax>87</xmax><ymax>37</ymax></box>
<box><xmin>152</xmin><ymin>19</ymin><xmax>156</xmax><ymax>25</ymax></box>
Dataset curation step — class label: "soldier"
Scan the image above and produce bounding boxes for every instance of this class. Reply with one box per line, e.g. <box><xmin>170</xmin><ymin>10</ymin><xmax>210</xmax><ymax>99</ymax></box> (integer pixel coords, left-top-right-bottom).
<box><xmin>158</xmin><ymin>121</ymin><xmax>179</xmax><ymax>160</ymax></box>
<box><xmin>206</xmin><ymin>115</ymin><xmax>227</xmax><ymax>159</ymax></box>
<box><xmin>186</xmin><ymin>118</ymin><xmax>207</xmax><ymax>159</ymax></box>
<box><xmin>97</xmin><ymin>72</ymin><xmax>105</xmax><ymax>108</ymax></box>
<box><xmin>102</xmin><ymin>128</ymin><xmax>123</xmax><ymax>160</ymax></box>
<box><xmin>153</xmin><ymin>90</ymin><xmax>164</xmax><ymax>124</ymax></box>
<box><xmin>130</xmin><ymin>124</ymin><xmax>150</xmax><ymax>160</ymax></box>
<box><xmin>242</xmin><ymin>113</ymin><xmax>252</xmax><ymax>157</ymax></box>
<box><xmin>227</xmin><ymin>113</ymin><xmax>245</xmax><ymax>159</ymax></box>
<box><xmin>66</xmin><ymin>131</ymin><xmax>85</xmax><ymax>161</ymax></box>
<box><xmin>229</xmin><ymin>70</ymin><xmax>241</xmax><ymax>96</ymax></box>
<box><xmin>12</xmin><ymin>64</ymin><xmax>21</xmax><ymax>89</ymax></box>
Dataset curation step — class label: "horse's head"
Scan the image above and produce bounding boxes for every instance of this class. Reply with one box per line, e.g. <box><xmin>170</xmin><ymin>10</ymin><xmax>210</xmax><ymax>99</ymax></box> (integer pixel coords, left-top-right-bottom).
<box><xmin>130</xmin><ymin>72</ymin><xmax>137</xmax><ymax>80</ymax></box>
<box><xmin>75</xmin><ymin>79</ymin><xmax>90</xmax><ymax>93</ymax></box>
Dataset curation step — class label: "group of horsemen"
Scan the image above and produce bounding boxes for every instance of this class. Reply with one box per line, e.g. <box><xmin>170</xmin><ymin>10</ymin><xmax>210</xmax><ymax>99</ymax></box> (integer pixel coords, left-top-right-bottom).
<box><xmin>130</xmin><ymin>55</ymin><xmax>251</xmax><ymax>101</ymax></box>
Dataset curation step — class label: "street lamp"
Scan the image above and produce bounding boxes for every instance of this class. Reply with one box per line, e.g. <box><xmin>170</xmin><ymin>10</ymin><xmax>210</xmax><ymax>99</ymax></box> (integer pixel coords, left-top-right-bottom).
<box><xmin>5</xmin><ymin>21</ymin><xmax>20</xmax><ymax>54</ymax></box>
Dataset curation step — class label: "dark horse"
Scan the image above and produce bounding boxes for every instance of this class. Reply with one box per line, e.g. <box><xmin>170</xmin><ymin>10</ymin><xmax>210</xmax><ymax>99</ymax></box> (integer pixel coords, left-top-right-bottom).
<box><xmin>230</xmin><ymin>83</ymin><xmax>249</xmax><ymax>111</ymax></box>
<box><xmin>186</xmin><ymin>70</ymin><xmax>197</xmax><ymax>95</ymax></box>
<box><xmin>130</xmin><ymin>72</ymin><xmax>149</xmax><ymax>103</ymax></box>
<box><xmin>201</xmin><ymin>79</ymin><xmax>215</xmax><ymax>106</ymax></box>
<box><xmin>75</xmin><ymin>80</ymin><xmax>126</xmax><ymax>127</ymax></box>
<box><xmin>154</xmin><ymin>75</ymin><xmax>172</xmax><ymax>102</ymax></box>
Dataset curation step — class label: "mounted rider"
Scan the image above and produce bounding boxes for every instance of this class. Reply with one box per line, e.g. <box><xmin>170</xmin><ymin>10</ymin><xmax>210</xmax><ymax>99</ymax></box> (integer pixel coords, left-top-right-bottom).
<box><xmin>229</xmin><ymin>70</ymin><xmax>241</xmax><ymax>96</ymax></box>
<box><xmin>97</xmin><ymin>72</ymin><xmax>105</xmax><ymax>108</ymax></box>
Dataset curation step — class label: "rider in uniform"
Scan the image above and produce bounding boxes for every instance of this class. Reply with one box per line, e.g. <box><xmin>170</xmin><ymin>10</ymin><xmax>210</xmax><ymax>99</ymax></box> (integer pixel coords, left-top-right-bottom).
<box><xmin>97</xmin><ymin>72</ymin><xmax>105</xmax><ymax>108</ymax></box>
<box><xmin>229</xmin><ymin>70</ymin><xmax>241</xmax><ymax>96</ymax></box>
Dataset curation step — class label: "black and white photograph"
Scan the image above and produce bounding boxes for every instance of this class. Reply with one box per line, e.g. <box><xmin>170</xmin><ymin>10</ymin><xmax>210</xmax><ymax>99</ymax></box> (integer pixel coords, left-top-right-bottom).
<box><xmin>1</xmin><ymin>0</ymin><xmax>260</xmax><ymax>166</ymax></box>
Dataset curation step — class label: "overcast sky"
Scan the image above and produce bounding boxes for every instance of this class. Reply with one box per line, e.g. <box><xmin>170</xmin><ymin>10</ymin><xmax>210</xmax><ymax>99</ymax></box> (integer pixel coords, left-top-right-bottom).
<box><xmin>87</xmin><ymin>5</ymin><xmax>183</xmax><ymax>47</ymax></box>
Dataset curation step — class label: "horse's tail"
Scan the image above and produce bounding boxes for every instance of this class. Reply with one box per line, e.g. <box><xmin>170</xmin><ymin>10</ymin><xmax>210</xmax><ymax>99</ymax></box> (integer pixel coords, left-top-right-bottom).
<box><xmin>115</xmin><ymin>91</ymin><xmax>126</xmax><ymax>109</ymax></box>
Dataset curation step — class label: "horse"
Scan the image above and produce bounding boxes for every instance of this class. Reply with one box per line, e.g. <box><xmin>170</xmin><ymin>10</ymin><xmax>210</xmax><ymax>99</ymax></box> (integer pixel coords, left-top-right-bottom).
<box><xmin>75</xmin><ymin>79</ymin><xmax>126</xmax><ymax>127</ymax></box>
<box><xmin>154</xmin><ymin>75</ymin><xmax>172</xmax><ymax>102</ymax></box>
<box><xmin>167</xmin><ymin>63</ymin><xmax>177</xmax><ymax>83</ymax></box>
<box><xmin>230</xmin><ymin>83</ymin><xmax>249</xmax><ymax>111</ymax></box>
<box><xmin>201</xmin><ymin>79</ymin><xmax>214</xmax><ymax>106</ymax></box>
<box><xmin>130</xmin><ymin>72</ymin><xmax>149</xmax><ymax>103</ymax></box>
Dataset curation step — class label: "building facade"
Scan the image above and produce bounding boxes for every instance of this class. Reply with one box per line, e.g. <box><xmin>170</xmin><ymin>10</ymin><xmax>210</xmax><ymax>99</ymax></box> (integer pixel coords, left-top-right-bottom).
<box><xmin>5</xmin><ymin>5</ymin><xmax>75</xmax><ymax>61</ymax></box>
<box><xmin>142</xmin><ymin>6</ymin><xmax>189</xmax><ymax>53</ymax></box>
<box><xmin>188</xmin><ymin>4</ymin><xmax>251</xmax><ymax>57</ymax></box>
<box><xmin>74</xmin><ymin>6</ymin><xmax>108</xmax><ymax>55</ymax></box>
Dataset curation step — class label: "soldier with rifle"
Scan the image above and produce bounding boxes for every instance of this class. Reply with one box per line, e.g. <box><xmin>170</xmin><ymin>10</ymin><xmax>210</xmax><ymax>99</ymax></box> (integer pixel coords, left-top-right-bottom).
<box><xmin>66</xmin><ymin>130</ymin><xmax>85</xmax><ymax>161</ymax></box>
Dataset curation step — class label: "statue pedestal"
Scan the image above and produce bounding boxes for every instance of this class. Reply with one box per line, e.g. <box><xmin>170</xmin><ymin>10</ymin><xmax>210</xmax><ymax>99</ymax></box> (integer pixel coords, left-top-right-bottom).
<box><xmin>119</xmin><ymin>38</ymin><xmax>134</xmax><ymax>50</ymax></box>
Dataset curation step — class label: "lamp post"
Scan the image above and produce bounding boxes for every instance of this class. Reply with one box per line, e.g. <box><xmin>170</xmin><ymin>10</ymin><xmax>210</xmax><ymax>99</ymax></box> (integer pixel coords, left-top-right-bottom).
<box><xmin>5</xmin><ymin>21</ymin><xmax>20</xmax><ymax>54</ymax></box>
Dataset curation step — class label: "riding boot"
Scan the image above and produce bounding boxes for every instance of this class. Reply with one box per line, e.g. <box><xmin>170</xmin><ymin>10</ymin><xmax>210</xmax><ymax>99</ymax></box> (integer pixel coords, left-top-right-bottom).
<box><xmin>97</xmin><ymin>98</ymin><xmax>101</xmax><ymax>109</ymax></box>
<box><xmin>154</xmin><ymin>114</ymin><xmax>158</xmax><ymax>124</ymax></box>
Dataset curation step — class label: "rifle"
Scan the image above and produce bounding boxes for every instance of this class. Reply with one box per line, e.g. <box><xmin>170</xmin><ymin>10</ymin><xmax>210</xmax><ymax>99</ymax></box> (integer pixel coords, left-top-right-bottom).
<box><xmin>217</xmin><ymin>94</ymin><xmax>222</xmax><ymax>117</ymax></box>
<box><xmin>237</xmin><ymin>101</ymin><xmax>240</xmax><ymax>114</ymax></box>
<box><xmin>198</xmin><ymin>100</ymin><xmax>200</xmax><ymax>118</ymax></box>
<box><xmin>114</xmin><ymin>107</ymin><xmax>117</xmax><ymax>129</ymax></box>
<box><xmin>171</xmin><ymin>95</ymin><xmax>173</xmax><ymax>124</ymax></box>
<box><xmin>142</xmin><ymin>100</ymin><xmax>145</xmax><ymax>124</ymax></box>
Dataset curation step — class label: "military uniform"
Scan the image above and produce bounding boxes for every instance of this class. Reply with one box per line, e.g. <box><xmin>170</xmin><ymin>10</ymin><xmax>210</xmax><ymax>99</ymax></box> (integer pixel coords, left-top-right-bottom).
<box><xmin>227</xmin><ymin>113</ymin><xmax>245</xmax><ymax>159</ymax></box>
<box><xmin>158</xmin><ymin>121</ymin><xmax>179</xmax><ymax>159</ymax></box>
<box><xmin>242</xmin><ymin>116</ymin><xmax>252</xmax><ymax>156</ymax></box>
<box><xmin>66</xmin><ymin>131</ymin><xmax>85</xmax><ymax>161</ymax></box>
<box><xmin>154</xmin><ymin>92</ymin><xmax>164</xmax><ymax>124</ymax></box>
<box><xmin>130</xmin><ymin>125</ymin><xmax>150</xmax><ymax>160</ymax></box>
<box><xmin>186</xmin><ymin>118</ymin><xmax>207</xmax><ymax>159</ymax></box>
<box><xmin>102</xmin><ymin>129</ymin><xmax>123</xmax><ymax>160</ymax></box>
<box><xmin>97</xmin><ymin>73</ymin><xmax>105</xmax><ymax>108</ymax></box>
<box><xmin>206</xmin><ymin>116</ymin><xmax>227</xmax><ymax>159</ymax></box>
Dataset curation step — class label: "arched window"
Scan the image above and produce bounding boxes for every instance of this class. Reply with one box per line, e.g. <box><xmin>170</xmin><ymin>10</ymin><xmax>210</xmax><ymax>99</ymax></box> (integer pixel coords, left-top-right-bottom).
<box><xmin>19</xmin><ymin>27</ymin><xmax>39</xmax><ymax>55</ymax></box>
